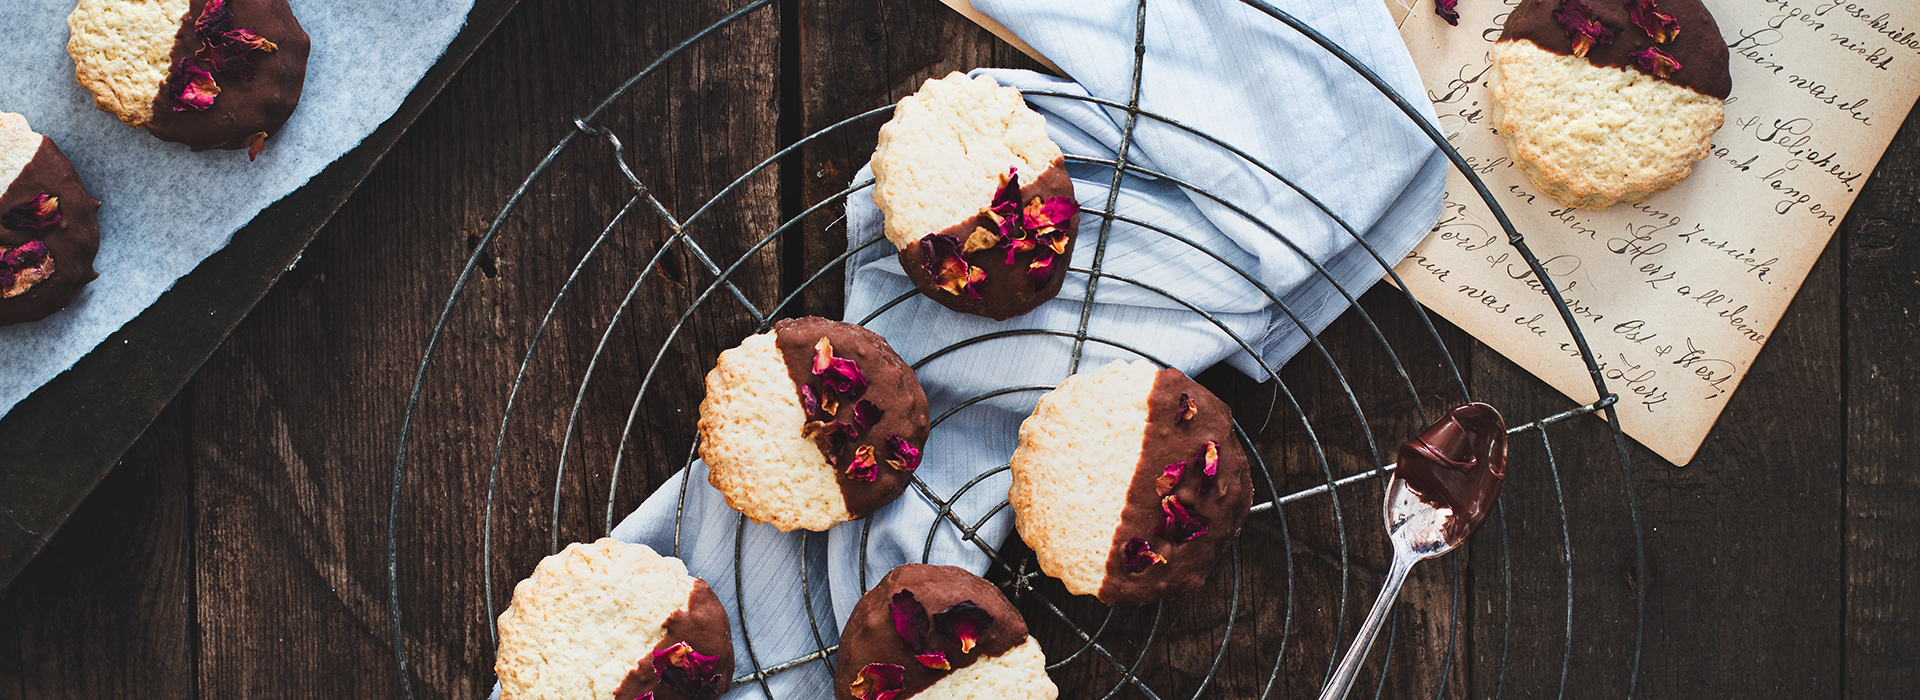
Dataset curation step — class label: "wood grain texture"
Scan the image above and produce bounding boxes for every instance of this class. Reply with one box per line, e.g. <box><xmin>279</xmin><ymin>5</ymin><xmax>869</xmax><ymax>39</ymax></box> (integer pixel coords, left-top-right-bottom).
<box><xmin>0</xmin><ymin>397</ymin><xmax>195</xmax><ymax>700</ymax></box>
<box><xmin>1845</xmin><ymin>99</ymin><xmax>1920</xmax><ymax>697</ymax></box>
<box><xmin>0</xmin><ymin>1</ymin><xmax>1913</xmax><ymax>698</ymax></box>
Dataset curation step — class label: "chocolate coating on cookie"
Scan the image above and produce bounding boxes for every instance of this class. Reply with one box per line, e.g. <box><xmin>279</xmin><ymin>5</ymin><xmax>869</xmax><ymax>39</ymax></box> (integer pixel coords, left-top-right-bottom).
<box><xmin>149</xmin><ymin>0</ymin><xmax>310</xmax><ymax>151</ymax></box>
<box><xmin>773</xmin><ymin>317</ymin><xmax>931</xmax><ymax>518</ymax></box>
<box><xmin>1</xmin><ymin>138</ymin><xmax>101</xmax><ymax>327</ymax></box>
<box><xmin>897</xmin><ymin>163</ymin><xmax>1078</xmax><ymax>321</ymax></box>
<box><xmin>833</xmin><ymin>564</ymin><xmax>1030</xmax><ymax>700</ymax></box>
<box><xmin>614</xmin><ymin>580</ymin><xmax>735</xmax><ymax>700</ymax></box>
<box><xmin>1501</xmin><ymin>0</ymin><xmax>1730</xmax><ymax>99</ymax></box>
<box><xmin>1096</xmin><ymin>370</ymin><xmax>1252</xmax><ymax>606</ymax></box>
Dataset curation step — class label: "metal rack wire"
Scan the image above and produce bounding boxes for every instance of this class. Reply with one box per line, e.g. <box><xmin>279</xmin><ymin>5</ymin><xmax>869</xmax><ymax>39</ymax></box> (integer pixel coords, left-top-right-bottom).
<box><xmin>386</xmin><ymin>0</ymin><xmax>1647</xmax><ymax>698</ymax></box>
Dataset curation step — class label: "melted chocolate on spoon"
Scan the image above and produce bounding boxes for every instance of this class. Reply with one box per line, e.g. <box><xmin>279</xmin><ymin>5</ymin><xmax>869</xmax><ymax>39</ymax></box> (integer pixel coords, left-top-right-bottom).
<box><xmin>1394</xmin><ymin>403</ymin><xmax>1508</xmax><ymax>540</ymax></box>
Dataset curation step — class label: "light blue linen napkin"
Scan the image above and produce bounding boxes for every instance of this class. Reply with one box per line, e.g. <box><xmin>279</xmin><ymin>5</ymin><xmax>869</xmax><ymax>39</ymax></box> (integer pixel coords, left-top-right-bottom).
<box><xmin>591</xmin><ymin>1</ymin><xmax>1446</xmax><ymax>698</ymax></box>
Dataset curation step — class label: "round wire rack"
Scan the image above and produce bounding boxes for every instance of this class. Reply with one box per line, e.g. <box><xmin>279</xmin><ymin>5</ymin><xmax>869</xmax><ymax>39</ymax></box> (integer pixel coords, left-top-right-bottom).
<box><xmin>387</xmin><ymin>1</ymin><xmax>1646</xmax><ymax>698</ymax></box>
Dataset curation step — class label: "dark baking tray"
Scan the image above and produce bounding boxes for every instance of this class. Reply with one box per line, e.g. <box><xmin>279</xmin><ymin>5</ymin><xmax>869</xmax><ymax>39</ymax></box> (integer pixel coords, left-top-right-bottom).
<box><xmin>0</xmin><ymin>0</ymin><xmax>522</xmax><ymax>593</ymax></box>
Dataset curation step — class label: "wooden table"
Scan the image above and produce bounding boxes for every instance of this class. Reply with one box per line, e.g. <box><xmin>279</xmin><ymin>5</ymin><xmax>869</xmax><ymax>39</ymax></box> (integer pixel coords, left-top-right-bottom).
<box><xmin>2</xmin><ymin>0</ymin><xmax>1914</xmax><ymax>697</ymax></box>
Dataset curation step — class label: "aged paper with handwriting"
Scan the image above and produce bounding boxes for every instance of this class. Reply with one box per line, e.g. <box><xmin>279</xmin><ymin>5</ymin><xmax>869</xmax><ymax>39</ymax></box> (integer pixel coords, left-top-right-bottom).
<box><xmin>1395</xmin><ymin>0</ymin><xmax>1920</xmax><ymax>464</ymax></box>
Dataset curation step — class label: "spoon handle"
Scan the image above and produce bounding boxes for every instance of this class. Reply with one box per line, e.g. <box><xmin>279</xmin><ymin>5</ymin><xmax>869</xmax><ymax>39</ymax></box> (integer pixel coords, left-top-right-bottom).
<box><xmin>1317</xmin><ymin>551</ymin><xmax>1418</xmax><ymax>700</ymax></box>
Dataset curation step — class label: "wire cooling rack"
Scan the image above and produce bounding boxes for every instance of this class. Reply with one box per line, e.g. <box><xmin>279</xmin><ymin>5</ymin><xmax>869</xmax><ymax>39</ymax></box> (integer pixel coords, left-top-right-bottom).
<box><xmin>387</xmin><ymin>0</ymin><xmax>1647</xmax><ymax>698</ymax></box>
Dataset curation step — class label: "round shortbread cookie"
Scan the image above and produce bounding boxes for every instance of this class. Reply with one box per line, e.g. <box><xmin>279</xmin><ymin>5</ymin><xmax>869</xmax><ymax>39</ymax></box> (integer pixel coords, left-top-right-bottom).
<box><xmin>1490</xmin><ymin>0</ymin><xmax>1731</xmax><ymax>209</ymax></box>
<box><xmin>834</xmin><ymin>564</ymin><xmax>1057</xmax><ymax>700</ymax></box>
<box><xmin>68</xmin><ymin>0</ymin><xmax>309</xmax><ymax>154</ymax></box>
<box><xmin>699</xmin><ymin>317</ymin><xmax>930</xmax><ymax>532</ymax></box>
<box><xmin>1</xmin><ymin>113</ymin><xmax>102</xmax><ymax>327</ymax></box>
<box><xmin>496</xmin><ymin>539</ymin><xmax>734</xmax><ymax>700</ymax></box>
<box><xmin>872</xmin><ymin>72</ymin><xmax>1080</xmax><ymax>321</ymax></box>
<box><xmin>1490</xmin><ymin>39</ymin><xmax>1723</xmax><ymax>209</ymax></box>
<box><xmin>1009</xmin><ymin>360</ymin><xmax>1253</xmax><ymax>606</ymax></box>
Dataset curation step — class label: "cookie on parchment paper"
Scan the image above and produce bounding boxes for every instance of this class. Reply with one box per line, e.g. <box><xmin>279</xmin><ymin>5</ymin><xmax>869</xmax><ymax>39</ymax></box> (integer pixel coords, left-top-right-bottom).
<box><xmin>1490</xmin><ymin>0</ymin><xmax>1731</xmax><ymax>209</ymax></box>
<box><xmin>1009</xmin><ymin>360</ymin><xmax>1253</xmax><ymax>607</ymax></box>
<box><xmin>496</xmin><ymin>539</ymin><xmax>734</xmax><ymax>700</ymax></box>
<box><xmin>872</xmin><ymin>72</ymin><xmax>1081</xmax><ymax>321</ymax></box>
<box><xmin>1</xmin><ymin>112</ymin><xmax>101</xmax><ymax>327</ymax></box>
<box><xmin>68</xmin><ymin>0</ymin><xmax>309</xmax><ymax>155</ymax></box>
<box><xmin>698</xmin><ymin>317</ymin><xmax>931</xmax><ymax>532</ymax></box>
<box><xmin>833</xmin><ymin>563</ymin><xmax>1057</xmax><ymax>700</ymax></box>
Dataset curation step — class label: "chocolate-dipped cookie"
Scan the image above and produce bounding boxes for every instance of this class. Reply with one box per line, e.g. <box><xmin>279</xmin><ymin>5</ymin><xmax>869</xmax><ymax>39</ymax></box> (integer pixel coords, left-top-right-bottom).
<box><xmin>69</xmin><ymin>0</ymin><xmax>309</xmax><ymax>156</ymax></box>
<box><xmin>834</xmin><ymin>564</ymin><xmax>1057</xmax><ymax>700</ymax></box>
<box><xmin>872</xmin><ymin>72</ymin><xmax>1080</xmax><ymax>321</ymax></box>
<box><xmin>1490</xmin><ymin>0</ymin><xmax>1730</xmax><ymax>209</ymax></box>
<box><xmin>496</xmin><ymin>539</ymin><xmax>734</xmax><ymax>700</ymax></box>
<box><xmin>699</xmin><ymin>317</ymin><xmax>931</xmax><ymax>532</ymax></box>
<box><xmin>0</xmin><ymin>113</ymin><xmax>101</xmax><ymax>327</ymax></box>
<box><xmin>1009</xmin><ymin>360</ymin><xmax>1253</xmax><ymax>606</ymax></box>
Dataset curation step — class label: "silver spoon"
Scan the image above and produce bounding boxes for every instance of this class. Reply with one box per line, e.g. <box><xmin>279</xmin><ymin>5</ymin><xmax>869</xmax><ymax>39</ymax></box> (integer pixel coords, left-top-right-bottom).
<box><xmin>1315</xmin><ymin>471</ymin><xmax>1475</xmax><ymax>700</ymax></box>
<box><xmin>1318</xmin><ymin>401</ymin><xmax>1507</xmax><ymax>700</ymax></box>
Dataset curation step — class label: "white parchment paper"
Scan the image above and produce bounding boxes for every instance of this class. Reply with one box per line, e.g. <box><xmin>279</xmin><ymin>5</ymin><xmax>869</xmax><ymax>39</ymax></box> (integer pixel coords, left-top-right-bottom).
<box><xmin>0</xmin><ymin>0</ymin><xmax>475</xmax><ymax>419</ymax></box>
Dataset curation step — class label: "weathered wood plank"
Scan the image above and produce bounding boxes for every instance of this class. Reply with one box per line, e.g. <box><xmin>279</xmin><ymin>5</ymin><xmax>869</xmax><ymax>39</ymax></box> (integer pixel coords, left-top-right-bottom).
<box><xmin>0</xmin><ymin>397</ymin><xmax>195</xmax><ymax>700</ymax></box>
<box><xmin>1845</xmin><ymin>101</ymin><xmax>1920</xmax><ymax>698</ymax></box>
<box><xmin>1467</xmin><ymin>225</ymin><xmax>1846</xmax><ymax>696</ymax></box>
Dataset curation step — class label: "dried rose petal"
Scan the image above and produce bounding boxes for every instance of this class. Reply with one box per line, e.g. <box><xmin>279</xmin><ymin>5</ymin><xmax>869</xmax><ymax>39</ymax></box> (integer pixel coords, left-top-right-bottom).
<box><xmin>1435</xmin><ymin>0</ymin><xmax>1460</xmax><ymax>26</ymax></box>
<box><xmin>915</xmin><ymin>650</ymin><xmax>952</xmax><ymax>672</ymax></box>
<box><xmin>1024</xmin><ymin>253</ymin><xmax>1057</xmax><ymax>290</ymax></box>
<box><xmin>921</xmin><ymin>233</ymin><xmax>986</xmax><ymax>300</ymax></box>
<box><xmin>1036</xmin><ymin>228</ymin><xmax>1071</xmax><ymax>256</ymax></box>
<box><xmin>846</xmin><ymin>445</ymin><xmax>881</xmax><ymax>482</ymax></box>
<box><xmin>850</xmin><ymin>663</ymin><xmax>906</xmax><ymax>700</ymax></box>
<box><xmin>242</xmin><ymin>131</ymin><xmax>269</xmax><ymax>161</ymax></box>
<box><xmin>1156</xmin><ymin>461</ymin><xmax>1186</xmax><ymax>496</ymax></box>
<box><xmin>197</xmin><ymin>34</ymin><xmax>260</xmax><ymax>80</ymax></box>
<box><xmin>169</xmin><ymin>57</ymin><xmax>221</xmax><ymax>111</ymax></box>
<box><xmin>1178</xmin><ymin>393</ymin><xmax>1197</xmax><ymax>421</ymax></box>
<box><xmin>811</xmin><ymin>337</ymin><xmax>868</xmax><ymax>397</ymax></box>
<box><xmin>932</xmin><ymin>601</ymin><xmax>994</xmax><ymax>654</ymax></box>
<box><xmin>1122</xmin><ymin>537</ymin><xmax>1166</xmax><ymax>573</ymax></box>
<box><xmin>1157</xmin><ymin>495</ymin><xmax>1209</xmax><ymax>542</ymax></box>
<box><xmin>985</xmin><ymin>199</ymin><xmax>1024</xmax><ymax>243</ymax></box>
<box><xmin>963</xmin><ymin>226</ymin><xmax>1000</xmax><ymax>255</ymax></box>
<box><xmin>651</xmin><ymin>641</ymin><xmax>724</xmax><ymax>699</ymax></box>
<box><xmin>195</xmin><ymin>0</ymin><xmax>234</xmax><ymax>37</ymax></box>
<box><xmin>852</xmin><ymin>399</ymin><xmax>884</xmax><ymax>430</ymax></box>
<box><xmin>1632</xmin><ymin>46</ymin><xmax>1683</xmax><ymax>78</ymax></box>
<box><xmin>999</xmin><ymin>233</ymin><xmax>1038</xmax><ymax>266</ymax></box>
<box><xmin>884</xmin><ymin>435</ymin><xmax>921</xmax><ymax>472</ymax></box>
<box><xmin>2</xmin><ymin>241</ymin><xmax>48</xmax><ymax>268</ymax></box>
<box><xmin>1022</xmin><ymin>196</ymin><xmax>1079</xmax><ymax>234</ymax></box>
<box><xmin>223</xmin><ymin>28</ymin><xmax>279</xmax><ymax>54</ymax></box>
<box><xmin>992</xmin><ymin>167</ymin><xmax>1021</xmax><ymax>208</ymax></box>
<box><xmin>1625</xmin><ymin>0</ymin><xmax>1680</xmax><ymax>43</ymax></box>
<box><xmin>799</xmin><ymin>383</ymin><xmax>824</xmax><ymax>417</ymax></box>
<box><xmin>1199</xmin><ymin>441</ymin><xmax>1220</xmax><ymax>490</ymax></box>
<box><xmin>804</xmin><ymin>420</ymin><xmax>858</xmax><ymax>465</ymax></box>
<box><xmin>632</xmin><ymin>694</ymin><xmax>654</xmax><ymax>700</ymax></box>
<box><xmin>2</xmin><ymin>193</ymin><xmax>61</xmax><ymax>231</ymax></box>
<box><xmin>889</xmin><ymin>589</ymin><xmax>930</xmax><ymax>650</ymax></box>
<box><xmin>1</xmin><ymin>241</ymin><xmax>53</xmax><ymax>299</ymax></box>
<box><xmin>1552</xmin><ymin>0</ymin><xmax>1614</xmax><ymax>58</ymax></box>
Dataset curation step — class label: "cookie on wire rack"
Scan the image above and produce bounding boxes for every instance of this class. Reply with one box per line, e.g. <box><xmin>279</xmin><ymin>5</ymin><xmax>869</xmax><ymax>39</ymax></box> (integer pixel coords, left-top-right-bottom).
<box><xmin>496</xmin><ymin>539</ymin><xmax>734</xmax><ymax>700</ymax></box>
<box><xmin>699</xmin><ymin>317</ymin><xmax>931</xmax><ymax>532</ymax></box>
<box><xmin>1</xmin><ymin>112</ymin><xmax>101</xmax><ymax>327</ymax></box>
<box><xmin>68</xmin><ymin>0</ymin><xmax>309</xmax><ymax>156</ymax></box>
<box><xmin>872</xmin><ymin>72</ymin><xmax>1081</xmax><ymax>321</ymax></box>
<box><xmin>834</xmin><ymin>564</ymin><xmax>1058</xmax><ymax>700</ymax></box>
<box><xmin>1009</xmin><ymin>359</ymin><xmax>1253</xmax><ymax>606</ymax></box>
<box><xmin>1489</xmin><ymin>0</ymin><xmax>1730</xmax><ymax>209</ymax></box>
